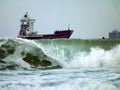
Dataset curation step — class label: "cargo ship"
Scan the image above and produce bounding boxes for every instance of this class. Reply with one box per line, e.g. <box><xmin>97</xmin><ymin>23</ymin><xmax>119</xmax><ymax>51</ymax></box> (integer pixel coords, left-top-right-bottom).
<box><xmin>18</xmin><ymin>12</ymin><xmax>74</xmax><ymax>39</ymax></box>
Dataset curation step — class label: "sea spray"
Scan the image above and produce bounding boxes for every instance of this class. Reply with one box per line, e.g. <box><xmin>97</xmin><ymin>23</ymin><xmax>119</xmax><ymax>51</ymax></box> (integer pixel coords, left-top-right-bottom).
<box><xmin>0</xmin><ymin>38</ymin><xmax>61</xmax><ymax>70</ymax></box>
<box><xmin>68</xmin><ymin>45</ymin><xmax>120</xmax><ymax>68</ymax></box>
<box><xmin>40</xmin><ymin>39</ymin><xmax>120</xmax><ymax>68</ymax></box>
<box><xmin>0</xmin><ymin>38</ymin><xmax>120</xmax><ymax>70</ymax></box>
<box><xmin>1</xmin><ymin>38</ymin><xmax>120</xmax><ymax>90</ymax></box>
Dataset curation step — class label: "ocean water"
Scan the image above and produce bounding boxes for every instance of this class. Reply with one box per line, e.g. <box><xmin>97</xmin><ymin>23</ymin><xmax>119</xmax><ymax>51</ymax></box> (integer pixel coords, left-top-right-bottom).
<box><xmin>0</xmin><ymin>38</ymin><xmax>120</xmax><ymax>90</ymax></box>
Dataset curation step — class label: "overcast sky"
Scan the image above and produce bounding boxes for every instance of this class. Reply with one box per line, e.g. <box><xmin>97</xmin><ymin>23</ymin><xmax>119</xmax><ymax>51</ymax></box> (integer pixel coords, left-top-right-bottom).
<box><xmin>0</xmin><ymin>0</ymin><xmax>120</xmax><ymax>39</ymax></box>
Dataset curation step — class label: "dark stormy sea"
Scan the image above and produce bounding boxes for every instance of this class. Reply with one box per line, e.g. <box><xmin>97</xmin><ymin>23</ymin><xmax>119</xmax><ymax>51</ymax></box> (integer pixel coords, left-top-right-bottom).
<box><xmin>0</xmin><ymin>38</ymin><xmax>120</xmax><ymax>90</ymax></box>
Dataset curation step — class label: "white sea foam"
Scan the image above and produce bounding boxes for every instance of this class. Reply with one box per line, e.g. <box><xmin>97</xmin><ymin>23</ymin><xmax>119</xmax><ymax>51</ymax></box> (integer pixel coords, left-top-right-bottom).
<box><xmin>2</xmin><ymin>52</ymin><xmax>31</xmax><ymax>69</ymax></box>
<box><xmin>41</xmin><ymin>43</ymin><xmax>120</xmax><ymax>68</ymax></box>
<box><xmin>68</xmin><ymin>45</ymin><xmax>120</xmax><ymax>68</ymax></box>
<box><xmin>0</xmin><ymin>69</ymin><xmax>119</xmax><ymax>90</ymax></box>
<box><xmin>1</xmin><ymin>38</ymin><xmax>120</xmax><ymax>69</ymax></box>
<box><xmin>1</xmin><ymin>39</ymin><xmax>120</xmax><ymax>90</ymax></box>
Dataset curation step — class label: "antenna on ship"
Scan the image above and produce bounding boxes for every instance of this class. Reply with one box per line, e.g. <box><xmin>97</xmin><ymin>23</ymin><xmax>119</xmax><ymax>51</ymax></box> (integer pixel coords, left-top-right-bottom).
<box><xmin>68</xmin><ymin>24</ymin><xmax>70</xmax><ymax>30</ymax></box>
<box><xmin>26</xmin><ymin>12</ymin><xmax>28</xmax><ymax>15</ymax></box>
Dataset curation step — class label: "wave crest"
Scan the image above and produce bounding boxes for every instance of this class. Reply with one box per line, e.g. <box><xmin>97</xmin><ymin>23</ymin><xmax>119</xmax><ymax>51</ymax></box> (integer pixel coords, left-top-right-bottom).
<box><xmin>0</xmin><ymin>38</ymin><xmax>120</xmax><ymax>70</ymax></box>
<box><xmin>0</xmin><ymin>39</ymin><xmax>62</xmax><ymax>70</ymax></box>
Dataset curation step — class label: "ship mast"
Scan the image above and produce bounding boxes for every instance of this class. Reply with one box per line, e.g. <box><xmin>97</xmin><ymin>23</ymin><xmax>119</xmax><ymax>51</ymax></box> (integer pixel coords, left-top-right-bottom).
<box><xmin>68</xmin><ymin>24</ymin><xmax>70</xmax><ymax>30</ymax></box>
<box><xmin>18</xmin><ymin>12</ymin><xmax>36</xmax><ymax>37</ymax></box>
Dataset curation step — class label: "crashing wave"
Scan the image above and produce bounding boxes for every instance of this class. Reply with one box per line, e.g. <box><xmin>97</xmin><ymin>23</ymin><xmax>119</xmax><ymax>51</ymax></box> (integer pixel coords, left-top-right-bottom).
<box><xmin>0</xmin><ymin>38</ymin><xmax>120</xmax><ymax>70</ymax></box>
<box><xmin>0</xmin><ymin>38</ymin><xmax>62</xmax><ymax>70</ymax></box>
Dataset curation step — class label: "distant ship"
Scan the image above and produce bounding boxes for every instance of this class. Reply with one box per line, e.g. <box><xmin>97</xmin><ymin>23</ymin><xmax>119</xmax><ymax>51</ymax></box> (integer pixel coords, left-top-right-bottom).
<box><xmin>109</xmin><ymin>29</ymin><xmax>120</xmax><ymax>39</ymax></box>
<box><xmin>18</xmin><ymin>12</ymin><xmax>74</xmax><ymax>39</ymax></box>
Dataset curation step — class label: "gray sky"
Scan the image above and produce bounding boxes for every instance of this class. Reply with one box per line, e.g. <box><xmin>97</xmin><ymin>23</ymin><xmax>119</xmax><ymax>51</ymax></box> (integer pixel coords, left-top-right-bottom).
<box><xmin>0</xmin><ymin>0</ymin><xmax>120</xmax><ymax>39</ymax></box>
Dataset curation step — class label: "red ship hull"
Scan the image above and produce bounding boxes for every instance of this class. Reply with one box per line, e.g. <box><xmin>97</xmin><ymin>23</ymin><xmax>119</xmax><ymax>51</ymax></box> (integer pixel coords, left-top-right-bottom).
<box><xmin>20</xmin><ymin>30</ymin><xmax>73</xmax><ymax>40</ymax></box>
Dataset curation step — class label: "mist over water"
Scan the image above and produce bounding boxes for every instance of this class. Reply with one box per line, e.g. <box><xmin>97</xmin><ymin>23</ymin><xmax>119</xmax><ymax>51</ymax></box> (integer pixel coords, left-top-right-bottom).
<box><xmin>0</xmin><ymin>38</ymin><xmax>120</xmax><ymax>90</ymax></box>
